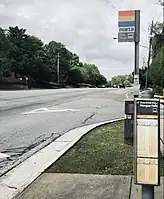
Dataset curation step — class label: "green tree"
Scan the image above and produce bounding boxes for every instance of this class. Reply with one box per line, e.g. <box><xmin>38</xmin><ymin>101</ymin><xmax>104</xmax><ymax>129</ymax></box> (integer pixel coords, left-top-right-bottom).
<box><xmin>21</xmin><ymin>36</ymin><xmax>47</xmax><ymax>80</ymax></box>
<box><xmin>111</xmin><ymin>74</ymin><xmax>133</xmax><ymax>87</ymax></box>
<box><xmin>0</xmin><ymin>25</ymin><xmax>107</xmax><ymax>88</ymax></box>
<box><xmin>150</xmin><ymin>47</ymin><xmax>164</xmax><ymax>94</ymax></box>
<box><xmin>111</xmin><ymin>75</ymin><xmax>126</xmax><ymax>86</ymax></box>
<box><xmin>0</xmin><ymin>28</ymin><xmax>11</xmax><ymax>78</ymax></box>
<box><xmin>67</xmin><ymin>67</ymin><xmax>83</xmax><ymax>85</ymax></box>
<box><xmin>81</xmin><ymin>63</ymin><xmax>106</xmax><ymax>86</ymax></box>
<box><xmin>7</xmin><ymin>26</ymin><xmax>28</xmax><ymax>77</ymax></box>
<box><xmin>149</xmin><ymin>21</ymin><xmax>164</xmax><ymax>94</ymax></box>
<box><xmin>6</xmin><ymin>26</ymin><xmax>52</xmax><ymax>82</ymax></box>
<box><xmin>45</xmin><ymin>41</ymin><xmax>75</xmax><ymax>83</ymax></box>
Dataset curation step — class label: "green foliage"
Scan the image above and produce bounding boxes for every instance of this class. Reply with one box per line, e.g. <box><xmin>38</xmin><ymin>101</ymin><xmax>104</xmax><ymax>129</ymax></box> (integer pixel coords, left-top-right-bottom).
<box><xmin>149</xmin><ymin>23</ymin><xmax>164</xmax><ymax>94</ymax></box>
<box><xmin>67</xmin><ymin>63</ymin><xmax>107</xmax><ymax>86</ymax></box>
<box><xmin>152</xmin><ymin>24</ymin><xmax>164</xmax><ymax>58</ymax></box>
<box><xmin>0</xmin><ymin>28</ymin><xmax>11</xmax><ymax>77</ymax></box>
<box><xmin>82</xmin><ymin>63</ymin><xmax>107</xmax><ymax>86</ymax></box>
<box><xmin>0</xmin><ymin>26</ymin><xmax>106</xmax><ymax>87</ymax></box>
<box><xmin>131</xmin><ymin>22</ymin><xmax>164</xmax><ymax>94</ymax></box>
<box><xmin>67</xmin><ymin>67</ymin><xmax>84</xmax><ymax>85</ymax></box>
<box><xmin>150</xmin><ymin>46</ymin><xmax>164</xmax><ymax>94</ymax></box>
<box><xmin>111</xmin><ymin>74</ymin><xmax>132</xmax><ymax>87</ymax></box>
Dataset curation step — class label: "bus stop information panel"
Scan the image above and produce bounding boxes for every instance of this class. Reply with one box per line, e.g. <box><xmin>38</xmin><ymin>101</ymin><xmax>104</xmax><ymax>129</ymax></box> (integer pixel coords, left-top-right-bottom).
<box><xmin>134</xmin><ymin>98</ymin><xmax>160</xmax><ymax>186</ymax></box>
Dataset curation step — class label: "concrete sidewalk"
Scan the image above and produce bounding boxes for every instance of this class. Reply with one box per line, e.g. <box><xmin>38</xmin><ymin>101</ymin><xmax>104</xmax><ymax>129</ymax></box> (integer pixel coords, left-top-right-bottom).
<box><xmin>16</xmin><ymin>173</ymin><xmax>163</xmax><ymax>199</ymax></box>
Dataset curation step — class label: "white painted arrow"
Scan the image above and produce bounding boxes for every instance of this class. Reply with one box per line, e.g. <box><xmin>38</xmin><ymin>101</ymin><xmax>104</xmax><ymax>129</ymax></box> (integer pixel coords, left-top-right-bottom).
<box><xmin>0</xmin><ymin>153</ymin><xmax>10</xmax><ymax>159</ymax></box>
<box><xmin>22</xmin><ymin>108</ymin><xmax>81</xmax><ymax>115</ymax></box>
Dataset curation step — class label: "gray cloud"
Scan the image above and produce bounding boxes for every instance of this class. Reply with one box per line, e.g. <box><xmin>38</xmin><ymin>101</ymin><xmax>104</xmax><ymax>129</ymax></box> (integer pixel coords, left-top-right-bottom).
<box><xmin>0</xmin><ymin>0</ymin><xmax>162</xmax><ymax>79</ymax></box>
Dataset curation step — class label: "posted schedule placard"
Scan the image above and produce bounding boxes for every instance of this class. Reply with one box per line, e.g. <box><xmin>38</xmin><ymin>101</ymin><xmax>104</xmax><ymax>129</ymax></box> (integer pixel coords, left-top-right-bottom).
<box><xmin>134</xmin><ymin>99</ymin><xmax>160</xmax><ymax>186</ymax></box>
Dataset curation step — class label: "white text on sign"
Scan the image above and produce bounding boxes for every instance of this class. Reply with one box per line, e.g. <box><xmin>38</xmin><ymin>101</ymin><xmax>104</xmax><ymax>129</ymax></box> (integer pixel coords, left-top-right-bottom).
<box><xmin>119</xmin><ymin>27</ymin><xmax>135</xmax><ymax>32</ymax></box>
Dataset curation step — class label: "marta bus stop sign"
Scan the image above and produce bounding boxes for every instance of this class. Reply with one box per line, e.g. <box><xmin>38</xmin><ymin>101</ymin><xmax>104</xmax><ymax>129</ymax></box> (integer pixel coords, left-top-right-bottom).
<box><xmin>134</xmin><ymin>98</ymin><xmax>160</xmax><ymax>186</ymax></box>
<box><xmin>118</xmin><ymin>10</ymin><xmax>135</xmax><ymax>42</ymax></box>
<box><xmin>118</xmin><ymin>10</ymin><xmax>140</xmax><ymax>43</ymax></box>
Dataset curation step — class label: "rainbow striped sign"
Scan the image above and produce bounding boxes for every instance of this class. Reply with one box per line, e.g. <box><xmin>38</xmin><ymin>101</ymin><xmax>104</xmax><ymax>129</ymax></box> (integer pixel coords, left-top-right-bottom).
<box><xmin>118</xmin><ymin>10</ymin><xmax>137</xmax><ymax>42</ymax></box>
<box><xmin>118</xmin><ymin>10</ymin><xmax>136</xmax><ymax>30</ymax></box>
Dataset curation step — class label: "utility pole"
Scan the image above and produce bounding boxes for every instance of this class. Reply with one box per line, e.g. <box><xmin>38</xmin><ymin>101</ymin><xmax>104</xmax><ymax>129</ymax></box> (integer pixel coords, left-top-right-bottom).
<box><xmin>161</xmin><ymin>0</ymin><xmax>164</xmax><ymax>23</ymax></box>
<box><xmin>134</xmin><ymin>10</ymin><xmax>140</xmax><ymax>98</ymax></box>
<box><xmin>0</xmin><ymin>29</ymin><xmax>8</xmax><ymax>81</ymax></box>
<box><xmin>145</xmin><ymin>20</ymin><xmax>153</xmax><ymax>89</ymax></box>
<box><xmin>57</xmin><ymin>52</ymin><xmax>60</xmax><ymax>84</ymax></box>
<box><xmin>142</xmin><ymin>57</ymin><xmax>146</xmax><ymax>68</ymax></box>
<box><xmin>161</xmin><ymin>0</ymin><xmax>164</xmax><ymax>95</ymax></box>
<box><xmin>158</xmin><ymin>0</ymin><xmax>164</xmax><ymax>26</ymax></box>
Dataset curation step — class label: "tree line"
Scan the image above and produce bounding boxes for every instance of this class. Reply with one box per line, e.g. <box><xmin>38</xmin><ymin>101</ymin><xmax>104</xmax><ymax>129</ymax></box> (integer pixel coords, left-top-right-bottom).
<box><xmin>138</xmin><ymin>22</ymin><xmax>164</xmax><ymax>94</ymax></box>
<box><xmin>0</xmin><ymin>26</ymin><xmax>107</xmax><ymax>88</ymax></box>
<box><xmin>110</xmin><ymin>74</ymin><xmax>133</xmax><ymax>87</ymax></box>
<box><xmin>149</xmin><ymin>22</ymin><xmax>164</xmax><ymax>94</ymax></box>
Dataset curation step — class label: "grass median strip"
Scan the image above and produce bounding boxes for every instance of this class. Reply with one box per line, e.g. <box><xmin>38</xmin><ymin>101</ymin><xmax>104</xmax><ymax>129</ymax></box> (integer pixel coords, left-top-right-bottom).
<box><xmin>46</xmin><ymin>121</ymin><xmax>164</xmax><ymax>176</ymax></box>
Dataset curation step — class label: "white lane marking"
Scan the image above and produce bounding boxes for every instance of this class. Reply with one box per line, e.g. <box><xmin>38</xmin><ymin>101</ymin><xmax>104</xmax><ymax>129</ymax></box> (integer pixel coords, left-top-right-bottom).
<box><xmin>0</xmin><ymin>153</ymin><xmax>10</xmax><ymax>159</ymax></box>
<box><xmin>22</xmin><ymin>108</ymin><xmax>81</xmax><ymax>115</ymax></box>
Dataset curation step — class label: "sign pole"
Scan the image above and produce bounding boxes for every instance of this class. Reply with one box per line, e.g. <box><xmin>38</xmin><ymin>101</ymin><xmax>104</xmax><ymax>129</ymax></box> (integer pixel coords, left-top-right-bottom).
<box><xmin>118</xmin><ymin>11</ymin><xmax>160</xmax><ymax>199</ymax></box>
<box><xmin>134</xmin><ymin>10</ymin><xmax>140</xmax><ymax>98</ymax></box>
<box><xmin>118</xmin><ymin>10</ymin><xmax>140</xmax><ymax>97</ymax></box>
<box><xmin>142</xmin><ymin>185</ymin><xmax>154</xmax><ymax>199</ymax></box>
<box><xmin>118</xmin><ymin>9</ymin><xmax>140</xmax><ymax>144</ymax></box>
<box><xmin>134</xmin><ymin>42</ymin><xmax>140</xmax><ymax>97</ymax></box>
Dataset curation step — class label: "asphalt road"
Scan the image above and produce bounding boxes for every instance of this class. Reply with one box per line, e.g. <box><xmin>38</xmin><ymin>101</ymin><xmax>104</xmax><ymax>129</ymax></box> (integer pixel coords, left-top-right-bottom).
<box><xmin>0</xmin><ymin>88</ymin><xmax>129</xmax><ymax>176</ymax></box>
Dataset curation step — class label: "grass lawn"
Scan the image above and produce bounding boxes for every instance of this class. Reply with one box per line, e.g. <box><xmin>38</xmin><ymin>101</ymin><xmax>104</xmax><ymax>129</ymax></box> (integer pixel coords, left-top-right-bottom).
<box><xmin>46</xmin><ymin>121</ymin><xmax>164</xmax><ymax>176</ymax></box>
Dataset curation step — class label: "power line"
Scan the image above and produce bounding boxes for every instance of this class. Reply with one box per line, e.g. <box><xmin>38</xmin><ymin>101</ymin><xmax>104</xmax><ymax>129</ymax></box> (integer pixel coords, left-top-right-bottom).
<box><xmin>145</xmin><ymin>20</ymin><xmax>154</xmax><ymax>89</ymax></box>
<box><xmin>162</xmin><ymin>0</ymin><xmax>164</xmax><ymax>23</ymax></box>
<box><xmin>149</xmin><ymin>0</ymin><xmax>163</xmax><ymax>22</ymax></box>
<box><xmin>150</xmin><ymin>0</ymin><xmax>159</xmax><ymax>21</ymax></box>
<box><xmin>156</xmin><ymin>10</ymin><xmax>162</xmax><ymax>22</ymax></box>
<box><xmin>156</xmin><ymin>0</ymin><xmax>164</xmax><ymax>23</ymax></box>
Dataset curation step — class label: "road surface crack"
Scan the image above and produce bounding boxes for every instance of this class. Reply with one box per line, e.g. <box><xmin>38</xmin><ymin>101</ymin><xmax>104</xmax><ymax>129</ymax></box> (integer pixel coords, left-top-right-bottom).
<box><xmin>7</xmin><ymin>185</ymin><xmax>17</xmax><ymax>190</ymax></box>
<box><xmin>2</xmin><ymin>133</ymin><xmax>56</xmax><ymax>158</ymax></box>
<box><xmin>83</xmin><ymin>112</ymin><xmax>96</xmax><ymax>124</ymax></box>
<box><xmin>0</xmin><ymin>133</ymin><xmax>61</xmax><ymax>178</ymax></box>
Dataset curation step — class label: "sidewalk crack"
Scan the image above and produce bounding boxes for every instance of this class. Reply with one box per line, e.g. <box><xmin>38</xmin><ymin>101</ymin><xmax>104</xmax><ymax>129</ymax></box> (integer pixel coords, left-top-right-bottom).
<box><xmin>128</xmin><ymin>175</ymin><xmax>133</xmax><ymax>199</ymax></box>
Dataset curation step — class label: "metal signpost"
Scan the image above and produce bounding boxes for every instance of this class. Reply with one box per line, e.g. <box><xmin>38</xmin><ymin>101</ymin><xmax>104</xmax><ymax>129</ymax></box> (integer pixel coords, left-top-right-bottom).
<box><xmin>119</xmin><ymin>10</ymin><xmax>140</xmax><ymax>144</ymax></box>
<box><xmin>124</xmin><ymin>99</ymin><xmax>134</xmax><ymax>144</ymax></box>
<box><xmin>118</xmin><ymin>10</ymin><xmax>161</xmax><ymax>198</ymax></box>
<box><xmin>118</xmin><ymin>10</ymin><xmax>140</xmax><ymax>97</ymax></box>
<box><xmin>134</xmin><ymin>97</ymin><xmax>160</xmax><ymax>199</ymax></box>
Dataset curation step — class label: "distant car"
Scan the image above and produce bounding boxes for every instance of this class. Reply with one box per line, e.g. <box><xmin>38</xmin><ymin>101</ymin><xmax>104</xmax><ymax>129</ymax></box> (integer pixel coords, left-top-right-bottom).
<box><xmin>119</xmin><ymin>84</ymin><xmax>125</xmax><ymax>88</ymax></box>
<box><xmin>112</xmin><ymin>85</ymin><xmax>117</xmax><ymax>88</ymax></box>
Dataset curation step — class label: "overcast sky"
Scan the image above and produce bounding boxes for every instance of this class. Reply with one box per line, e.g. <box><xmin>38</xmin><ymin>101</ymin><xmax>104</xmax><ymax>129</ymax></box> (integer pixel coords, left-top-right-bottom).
<box><xmin>0</xmin><ymin>0</ymin><xmax>162</xmax><ymax>79</ymax></box>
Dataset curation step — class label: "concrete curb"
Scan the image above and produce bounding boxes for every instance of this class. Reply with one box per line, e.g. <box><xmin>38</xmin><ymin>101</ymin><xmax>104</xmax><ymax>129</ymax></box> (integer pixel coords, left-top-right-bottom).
<box><xmin>0</xmin><ymin>118</ymin><xmax>123</xmax><ymax>199</ymax></box>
